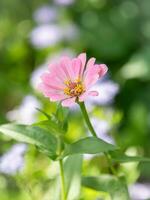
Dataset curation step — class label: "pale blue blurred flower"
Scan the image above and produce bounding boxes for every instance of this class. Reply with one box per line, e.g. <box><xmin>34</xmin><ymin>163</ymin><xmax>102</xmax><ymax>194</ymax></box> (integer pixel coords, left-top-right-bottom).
<box><xmin>30</xmin><ymin>63</ymin><xmax>48</xmax><ymax>90</ymax></box>
<box><xmin>30</xmin><ymin>24</ymin><xmax>62</xmax><ymax>49</ymax></box>
<box><xmin>129</xmin><ymin>183</ymin><xmax>150</xmax><ymax>200</ymax></box>
<box><xmin>54</xmin><ymin>0</ymin><xmax>74</xmax><ymax>6</ymax></box>
<box><xmin>33</xmin><ymin>5</ymin><xmax>58</xmax><ymax>24</ymax></box>
<box><xmin>90</xmin><ymin>117</ymin><xmax>114</xmax><ymax>144</ymax></box>
<box><xmin>30</xmin><ymin>23</ymin><xmax>77</xmax><ymax>49</ymax></box>
<box><xmin>88</xmin><ymin>80</ymin><xmax>119</xmax><ymax>106</ymax></box>
<box><xmin>6</xmin><ymin>95</ymin><xmax>41</xmax><ymax>124</ymax></box>
<box><xmin>0</xmin><ymin>144</ymin><xmax>27</xmax><ymax>175</ymax></box>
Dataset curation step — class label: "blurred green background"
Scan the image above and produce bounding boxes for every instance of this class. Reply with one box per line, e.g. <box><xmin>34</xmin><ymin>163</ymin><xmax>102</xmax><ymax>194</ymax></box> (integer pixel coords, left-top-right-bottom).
<box><xmin>0</xmin><ymin>0</ymin><xmax>150</xmax><ymax>199</ymax></box>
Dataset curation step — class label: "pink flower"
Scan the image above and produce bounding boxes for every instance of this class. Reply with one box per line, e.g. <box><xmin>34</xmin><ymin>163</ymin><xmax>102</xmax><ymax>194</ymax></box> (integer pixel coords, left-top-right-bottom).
<box><xmin>38</xmin><ymin>53</ymin><xmax>108</xmax><ymax>107</ymax></box>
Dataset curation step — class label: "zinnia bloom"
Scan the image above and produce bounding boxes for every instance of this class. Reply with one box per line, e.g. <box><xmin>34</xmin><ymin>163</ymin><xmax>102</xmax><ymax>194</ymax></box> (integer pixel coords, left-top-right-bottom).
<box><xmin>38</xmin><ymin>53</ymin><xmax>108</xmax><ymax>107</ymax></box>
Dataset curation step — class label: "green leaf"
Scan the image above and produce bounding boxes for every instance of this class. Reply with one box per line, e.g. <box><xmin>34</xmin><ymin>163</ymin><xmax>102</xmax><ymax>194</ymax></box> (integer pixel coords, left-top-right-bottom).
<box><xmin>36</xmin><ymin>108</ymin><xmax>52</xmax><ymax>120</ymax></box>
<box><xmin>0</xmin><ymin>124</ymin><xmax>58</xmax><ymax>160</ymax></box>
<box><xmin>64</xmin><ymin>155</ymin><xmax>83</xmax><ymax>200</ymax></box>
<box><xmin>36</xmin><ymin>106</ymin><xmax>68</xmax><ymax>134</ymax></box>
<box><xmin>36</xmin><ymin>107</ymin><xmax>65</xmax><ymax>135</ymax></box>
<box><xmin>49</xmin><ymin>155</ymin><xmax>83</xmax><ymax>200</ymax></box>
<box><xmin>55</xmin><ymin>103</ymin><xmax>69</xmax><ymax>132</ymax></box>
<box><xmin>56</xmin><ymin>103</ymin><xmax>66</xmax><ymax>121</ymax></box>
<box><xmin>34</xmin><ymin>120</ymin><xmax>65</xmax><ymax>135</ymax></box>
<box><xmin>82</xmin><ymin>175</ymin><xmax>130</xmax><ymax>200</ymax></box>
<box><xmin>62</xmin><ymin>137</ymin><xmax>117</xmax><ymax>157</ymax></box>
<box><xmin>110</xmin><ymin>150</ymin><xmax>150</xmax><ymax>163</ymax></box>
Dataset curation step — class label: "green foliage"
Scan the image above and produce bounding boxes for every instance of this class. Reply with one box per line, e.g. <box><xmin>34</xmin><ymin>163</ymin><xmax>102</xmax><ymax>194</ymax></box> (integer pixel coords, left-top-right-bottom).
<box><xmin>1</xmin><ymin>0</ymin><xmax>150</xmax><ymax>199</ymax></box>
<box><xmin>63</xmin><ymin>137</ymin><xmax>117</xmax><ymax>157</ymax></box>
<box><xmin>64</xmin><ymin>155</ymin><xmax>83</xmax><ymax>200</ymax></box>
<box><xmin>0</xmin><ymin>124</ymin><xmax>58</xmax><ymax>160</ymax></box>
<box><xmin>110</xmin><ymin>150</ymin><xmax>150</xmax><ymax>163</ymax></box>
<box><xmin>0</xmin><ymin>123</ymin><xmax>118</xmax><ymax>161</ymax></box>
<box><xmin>82</xmin><ymin>175</ymin><xmax>130</xmax><ymax>200</ymax></box>
<box><xmin>48</xmin><ymin>155</ymin><xmax>83</xmax><ymax>200</ymax></box>
<box><xmin>34</xmin><ymin>120</ymin><xmax>65</xmax><ymax>135</ymax></box>
<box><xmin>36</xmin><ymin>106</ymin><xmax>68</xmax><ymax>135</ymax></box>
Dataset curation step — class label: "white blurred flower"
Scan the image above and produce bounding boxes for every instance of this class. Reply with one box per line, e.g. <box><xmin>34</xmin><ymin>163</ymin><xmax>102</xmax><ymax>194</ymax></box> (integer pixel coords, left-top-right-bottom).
<box><xmin>54</xmin><ymin>0</ymin><xmax>74</xmax><ymax>6</ymax></box>
<box><xmin>0</xmin><ymin>144</ymin><xmax>27</xmax><ymax>175</ymax></box>
<box><xmin>30</xmin><ymin>24</ymin><xmax>62</xmax><ymax>48</ymax></box>
<box><xmin>88</xmin><ymin>80</ymin><xmax>119</xmax><ymax>106</ymax></box>
<box><xmin>84</xmin><ymin>117</ymin><xmax>114</xmax><ymax>161</ymax></box>
<box><xmin>6</xmin><ymin>95</ymin><xmax>41</xmax><ymax>124</ymax></box>
<box><xmin>129</xmin><ymin>183</ymin><xmax>150</xmax><ymax>200</ymax></box>
<box><xmin>33</xmin><ymin>5</ymin><xmax>58</xmax><ymax>24</ymax></box>
<box><xmin>30</xmin><ymin>63</ymin><xmax>48</xmax><ymax>90</ymax></box>
<box><xmin>90</xmin><ymin>117</ymin><xmax>114</xmax><ymax>144</ymax></box>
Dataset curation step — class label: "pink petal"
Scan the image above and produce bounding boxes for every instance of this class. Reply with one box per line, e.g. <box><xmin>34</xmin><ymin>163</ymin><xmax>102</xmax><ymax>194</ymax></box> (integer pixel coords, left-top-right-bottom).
<box><xmin>60</xmin><ymin>57</ymin><xmax>74</xmax><ymax>80</ymax></box>
<box><xmin>79</xmin><ymin>91</ymin><xmax>99</xmax><ymax>102</ymax></box>
<box><xmin>86</xmin><ymin>57</ymin><xmax>96</xmax><ymax>69</ymax></box>
<box><xmin>41</xmin><ymin>73</ymin><xmax>64</xmax><ymax>89</ymax></box>
<box><xmin>38</xmin><ymin>82</ymin><xmax>55</xmax><ymax>93</ymax></box>
<box><xmin>83</xmin><ymin>65</ymin><xmax>99</xmax><ymax>89</ymax></box>
<box><xmin>38</xmin><ymin>82</ymin><xmax>45</xmax><ymax>92</ymax></box>
<box><xmin>79</xmin><ymin>92</ymin><xmax>88</xmax><ymax>102</ymax></box>
<box><xmin>49</xmin><ymin>63</ymin><xmax>67</xmax><ymax>81</ymax></box>
<box><xmin>50</xmin><ymin>94</ymin><xmax>67</xmax><ymax>102</ymax></box>
<box><xmin>78</xmin><ymin>53</ymin><xmax>86</xmax><ymax>75</ymax></box>
<box><xmin>48</xmin><ymin>63</ymin><xmax>57</xmax><ymax>71</ymax></box>
<box><xmin>38</xmin><ymin>83</ymin><xmax>64</xmax><ymax>98</ymax></box>
<box><xmin>88</xmin><ymin>91</ymin><xmax>99</xmax><ymax>96</ymax></box>
<box><xmin>61</xmin><ymin>97</ymin><xmax>76</xmax><ymax>107</ymax></box>
<box><xmin>71</xmin><ymin>58</ymin><xmax>82</xmax><ymax>78</ymax></box>
<box><xmin>98</xmin><ymin>64</ymin><xmax>108</xmax><ymax>77</ymax></box>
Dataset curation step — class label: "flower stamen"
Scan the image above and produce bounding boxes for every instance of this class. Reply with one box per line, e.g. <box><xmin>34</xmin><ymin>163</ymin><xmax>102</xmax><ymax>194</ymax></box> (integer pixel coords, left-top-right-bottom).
<box><xmin>64</xmin><ymin>78</ymin><xmax>85</xmax><ymax>97</ymax></box>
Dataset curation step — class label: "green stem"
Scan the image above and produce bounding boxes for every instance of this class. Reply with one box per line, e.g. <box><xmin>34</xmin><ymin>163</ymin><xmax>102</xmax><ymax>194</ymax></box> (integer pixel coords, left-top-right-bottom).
<box><xmin>104</xmin><ymin>152</ymin><xmax>117</xmax><ymax>176</ymax></box>
<box><xmin>78</xmin><ymin>101</ymin><xmax>117</xmax><ymax>175</ymax></box>
<box><xmin>59</xmin><ymin>159</ymin><xmax>66</xmax><ymax>200</ymax></box>
<box><xmin>78</xmin><ymin>102</ymin><xmax>97</xmax><ymax>137</ymax></box>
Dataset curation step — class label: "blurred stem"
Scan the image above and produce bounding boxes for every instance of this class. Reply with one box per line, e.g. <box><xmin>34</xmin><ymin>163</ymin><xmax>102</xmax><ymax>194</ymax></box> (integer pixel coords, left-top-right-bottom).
<box><xmin>58</xmin><ymin>136</ymin><xmax>66</xmax><ymax>200</ymax></box>
<box><xmin>78</xmin><ymin>101</ymin><xmax>117</xmax><ymax>175</ymax></box>
<box><xmin>59</xmin><ymin>159</ymin><xmax>66</xmax><ymax>200</ymax></box>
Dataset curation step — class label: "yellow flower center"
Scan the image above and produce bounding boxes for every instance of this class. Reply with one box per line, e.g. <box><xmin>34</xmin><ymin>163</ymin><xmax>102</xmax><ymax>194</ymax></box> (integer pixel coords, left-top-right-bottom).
<box><xmin>64</xmin><ymin>79</ymin><xmax>85</xmax><ymax>97</ymax></box>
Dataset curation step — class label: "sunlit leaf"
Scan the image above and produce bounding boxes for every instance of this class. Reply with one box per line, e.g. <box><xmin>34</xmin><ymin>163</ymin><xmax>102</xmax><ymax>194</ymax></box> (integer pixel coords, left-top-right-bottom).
<box><xmin>64</xmin><ymin>155</ymin><xmax>83</xmax><ymax>200</ymax></box>
<box><xmin>0</xmin><ymin>124</ymin><xmax>58</xmax><ymax>160</ymax></box>
<box><xmin>49</xmin><ymin>155</ymin><xmax>83</xmax><ymax>200</ymax></box>
<box><xmin>48</xmin><ymin>178</ymin><xmax>60</xmax><ymax>200</ymax></box>
<box><xmin>36</xmin><ymin>107</ymin><xmax>52</xmax><ymax>120</ymax></box>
